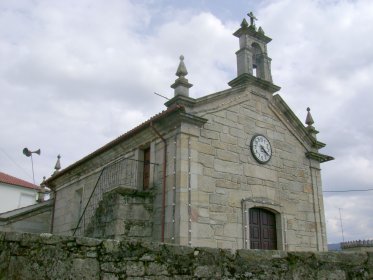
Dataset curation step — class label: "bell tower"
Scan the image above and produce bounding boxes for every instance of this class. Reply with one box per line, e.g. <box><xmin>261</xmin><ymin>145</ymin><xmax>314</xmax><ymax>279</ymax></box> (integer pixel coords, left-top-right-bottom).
<box><xmin>229</xmin><ymin>12</ymin><xmax>280</xmax><ymax>93</ymax></box>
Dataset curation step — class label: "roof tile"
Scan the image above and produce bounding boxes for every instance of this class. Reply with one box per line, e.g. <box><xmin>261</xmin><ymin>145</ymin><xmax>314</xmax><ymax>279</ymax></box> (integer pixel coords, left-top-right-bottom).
<box><xmin>0</xmin><ymin>171</ymin><xmax>40</xmax><ymax>190</ymax></box>
<box><xmin>46</xmin><ymin>104</ymin><xmax>185</xmax><ymax>183</ymax></box>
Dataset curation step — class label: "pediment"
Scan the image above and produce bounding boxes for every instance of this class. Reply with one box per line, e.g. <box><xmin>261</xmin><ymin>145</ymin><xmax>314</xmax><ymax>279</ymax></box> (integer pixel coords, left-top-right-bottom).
<box><xmin>190</xmin><ymin>85</ymin><xmax>333</xmax><ymax>163</ymax></box>
<box><xmin>270</xmin><ymin>94</ymin><xmax>333</xmax><ymax>162</ymax></box>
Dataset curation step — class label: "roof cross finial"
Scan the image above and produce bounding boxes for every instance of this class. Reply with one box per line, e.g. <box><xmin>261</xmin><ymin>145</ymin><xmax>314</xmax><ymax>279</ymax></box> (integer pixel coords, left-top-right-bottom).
<box><xmin>247</xmin><ymin>11</ymin><xmax>257</xmax><ymax>26</ymax></box>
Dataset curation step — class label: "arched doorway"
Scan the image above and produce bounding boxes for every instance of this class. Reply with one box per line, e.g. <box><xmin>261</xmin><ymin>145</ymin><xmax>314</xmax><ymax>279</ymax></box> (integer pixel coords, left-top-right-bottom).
<box><xmin>249</xmin><ymin>208</ymin><xmax>277</xmax><ymax>250</ymax></box>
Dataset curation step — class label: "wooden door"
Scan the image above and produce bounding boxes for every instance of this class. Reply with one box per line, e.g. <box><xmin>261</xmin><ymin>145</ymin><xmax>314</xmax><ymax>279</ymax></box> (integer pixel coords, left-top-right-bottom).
<box><xmin>249</xmin><ymin>208</ymin><xmax>277</xmax><ymax>250</ymax></box>
<box><xmin>143</xmin><ymin>148</ymin><xmax>150</xmax><ymax>190</ymax></box>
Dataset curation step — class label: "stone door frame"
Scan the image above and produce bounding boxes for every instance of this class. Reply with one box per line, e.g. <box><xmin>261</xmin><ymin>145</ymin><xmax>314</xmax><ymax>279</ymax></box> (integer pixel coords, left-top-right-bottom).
<box><xmin>242</xmin><ymin>198</ymin><xmax>285</xmax><ymax>250</ymax></box>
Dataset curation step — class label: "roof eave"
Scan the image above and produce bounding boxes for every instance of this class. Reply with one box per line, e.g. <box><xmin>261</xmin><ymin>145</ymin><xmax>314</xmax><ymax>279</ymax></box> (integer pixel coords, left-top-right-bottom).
<box><xmin>45</xmin><ymin>105</ymin><xmax>206</xmax><ymax>187</ymax></box>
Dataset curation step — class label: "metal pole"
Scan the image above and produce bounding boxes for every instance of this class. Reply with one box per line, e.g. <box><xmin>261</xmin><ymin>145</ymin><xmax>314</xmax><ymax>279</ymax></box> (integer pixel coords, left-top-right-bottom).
<box><xmin>339</xmin><ymin>208</ymin><xmax>345</xmax><ymax>242</ymax></box>
<box><xmin>30</xmin><ymin>154</ymin><xmax>35</xmax><ymax>185</ymax></box>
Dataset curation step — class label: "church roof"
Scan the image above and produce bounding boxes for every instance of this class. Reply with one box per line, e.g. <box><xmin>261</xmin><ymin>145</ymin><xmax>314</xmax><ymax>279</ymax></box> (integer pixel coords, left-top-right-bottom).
<box><xmin>0</xmin><ymin>171</ymin><xmax>39</xmax><ymax>190</ymax></box>
<box><xmin>46</xmin><ymin>103</ymin><xmax>186</xmax><ymax>183</ymax></box>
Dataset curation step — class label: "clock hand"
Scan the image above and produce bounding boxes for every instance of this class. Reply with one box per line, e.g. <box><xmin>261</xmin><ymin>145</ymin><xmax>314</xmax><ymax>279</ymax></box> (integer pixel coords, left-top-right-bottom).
<box><xmin>261</xmin><ymin>145</ymin><xmax>269</xmax><ymax>156</ymax></box>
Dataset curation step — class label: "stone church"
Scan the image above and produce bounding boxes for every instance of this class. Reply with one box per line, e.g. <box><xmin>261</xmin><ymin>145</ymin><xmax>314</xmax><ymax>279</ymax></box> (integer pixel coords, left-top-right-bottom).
<box><xmin>45</xmin><ymin>12</ymin><xmax>333</xmax><ymax>251</ymax></box>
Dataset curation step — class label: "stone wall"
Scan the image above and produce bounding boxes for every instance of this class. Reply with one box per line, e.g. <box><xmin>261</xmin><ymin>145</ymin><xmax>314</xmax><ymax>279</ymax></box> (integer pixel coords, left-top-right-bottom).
<box><xmin>0</xmin><ymin>232</ymin><xmax>372</xmax><ymax>280</ymax></box>
<box><xmin>85</xmin><ymin>187</ymin><xmax>154</xmax><ymax>241</ymax></box>
<box><xmin>49</xmin><ymin>123</ymin><xmax>166</xmax><ymax>240</ymax></box>
<box><xmin>0</xmin><ymin>200</ymin><xmax>52</xmax><ymax>234</ymax></box>
<box><xmin>53</xmin><ymin>170</ymin><xmax>100</xmax><ymax>235</ymax></box>
<box><xmin>52</xmin><ymin>148</ymin><xmax>161</xmax><ymax>237</ymax></box>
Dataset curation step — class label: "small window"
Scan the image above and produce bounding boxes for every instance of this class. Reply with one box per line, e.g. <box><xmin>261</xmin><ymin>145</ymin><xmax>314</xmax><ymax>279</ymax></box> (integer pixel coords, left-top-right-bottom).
<box><xmin>75</xmin><ymin>188</ymin><xmax>83</xmax><ymax>222</ymax></box>
<box><xmin>143</xmin><ymin>148</ymin><xmax>150</xmax><ymax>190</ymax></box>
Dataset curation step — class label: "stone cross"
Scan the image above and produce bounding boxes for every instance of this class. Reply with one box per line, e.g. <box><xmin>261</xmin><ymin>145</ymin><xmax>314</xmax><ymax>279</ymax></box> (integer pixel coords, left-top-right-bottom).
<box><xmin>247</xmin><ymin>12</ymin><xmax>257</xmax><ymax>26</ymax></box>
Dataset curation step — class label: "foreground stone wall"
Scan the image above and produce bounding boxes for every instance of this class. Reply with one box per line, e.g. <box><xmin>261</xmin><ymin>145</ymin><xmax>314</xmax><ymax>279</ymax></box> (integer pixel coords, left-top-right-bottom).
<box><xmin>0</xmin><ymin>232</ymin><xmax>372</xmax><ymax>280</ymax></box>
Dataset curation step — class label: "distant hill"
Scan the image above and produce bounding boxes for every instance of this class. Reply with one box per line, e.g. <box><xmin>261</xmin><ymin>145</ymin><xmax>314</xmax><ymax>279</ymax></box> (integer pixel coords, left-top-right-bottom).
<box><xmin>328</xmin><ymin>243</ymin><xmax>341</xmax><ymax>251</ymax></box>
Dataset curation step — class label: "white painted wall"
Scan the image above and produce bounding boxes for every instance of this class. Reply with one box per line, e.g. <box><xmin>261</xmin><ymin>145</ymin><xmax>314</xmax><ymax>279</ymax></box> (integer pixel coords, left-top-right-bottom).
<box><xmin>0</xmin><ymin>182</ymin><xmax>37</xmax><ymax>213</ymax></box>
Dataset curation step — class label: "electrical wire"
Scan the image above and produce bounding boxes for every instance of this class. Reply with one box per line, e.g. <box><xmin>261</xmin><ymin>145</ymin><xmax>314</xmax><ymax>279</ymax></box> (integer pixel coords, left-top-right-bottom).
<box><xmin>323</xmin><ymin>188</ymin><xmax>373</xmax><ymax>193</ymax></box>
<box><xmin>0</xmin><ymin>147</ymin><xmax>33</xmax><ymax>180</ymax></box>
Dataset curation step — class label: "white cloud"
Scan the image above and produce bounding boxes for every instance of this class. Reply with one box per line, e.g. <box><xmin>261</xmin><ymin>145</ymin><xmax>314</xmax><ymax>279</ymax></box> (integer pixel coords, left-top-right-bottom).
<box><xmin>0</xmin><ymin>0</ymin><xmax>237</xmax><ymax>180</ymax></box>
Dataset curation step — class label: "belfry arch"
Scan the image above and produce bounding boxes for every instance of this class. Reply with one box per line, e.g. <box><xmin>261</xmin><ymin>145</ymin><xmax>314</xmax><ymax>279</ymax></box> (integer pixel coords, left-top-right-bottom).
<box><xmin>251</xmin><ymin>42</ymin><xmax>263</xmax><ymax>78</ymax></box>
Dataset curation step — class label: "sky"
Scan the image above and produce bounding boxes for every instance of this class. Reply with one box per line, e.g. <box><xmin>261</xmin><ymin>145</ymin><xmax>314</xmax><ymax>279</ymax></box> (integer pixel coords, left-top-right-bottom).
<box><xmin>0</xmin><ymin>0</ymin><xmax>372</xmax><ymax>245</ymax></box>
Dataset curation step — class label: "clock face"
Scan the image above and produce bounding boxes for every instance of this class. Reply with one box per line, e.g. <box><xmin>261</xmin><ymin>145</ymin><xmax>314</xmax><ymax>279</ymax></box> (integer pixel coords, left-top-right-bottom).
<box><xmin>250</xmin><ymin>135</ymin><xmax>272</xmax><ymax>164</ymax></box>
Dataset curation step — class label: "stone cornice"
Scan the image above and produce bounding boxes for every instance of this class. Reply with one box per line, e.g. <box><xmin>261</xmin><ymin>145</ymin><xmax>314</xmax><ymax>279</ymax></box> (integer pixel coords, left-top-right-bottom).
<box><xmin>155</xmin><ymin>111</ymin><xmax>207</xmax><ymax>130</ymax></box>
<box><xmin>270</xmin><ymin>95</ymin><xmax>334</xmax><ymax>163</ymax></box>
<box><xmin>270</xmin><ymin>95</ymin><xmax>315</xmax><ymax>149</ymax></box>
<box><xmin>164</xmin><ymin>95</ymin><xmax>196</xmax><ymax>108</ymax></box>
<box><xmin>314</xmin><ymin>141</ymin><xmax>326</xmax><ymax>149</ymax></box>
<box><xmin>178</xmin><ymin>112</ymin><xmax>208</xmax><ymax>126</ymax></box>
<box><xmin>233</xmin><ymin>25</ymin><xmax>272</xmax><ymax>43</ymax></box>
<box><xmin>228</xmin><ymin>73</ymin><xmax>280</xmax><ymax>93</ymax></box>
<box><xmin>194</xmin><ymin>86</ymin><xmax>245</xmax><ymax>107</ymax></box>
<box><xmin>306</xmin><ymin>151</ymin><xmax>334</xmax><ymax>163</ymax></box>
